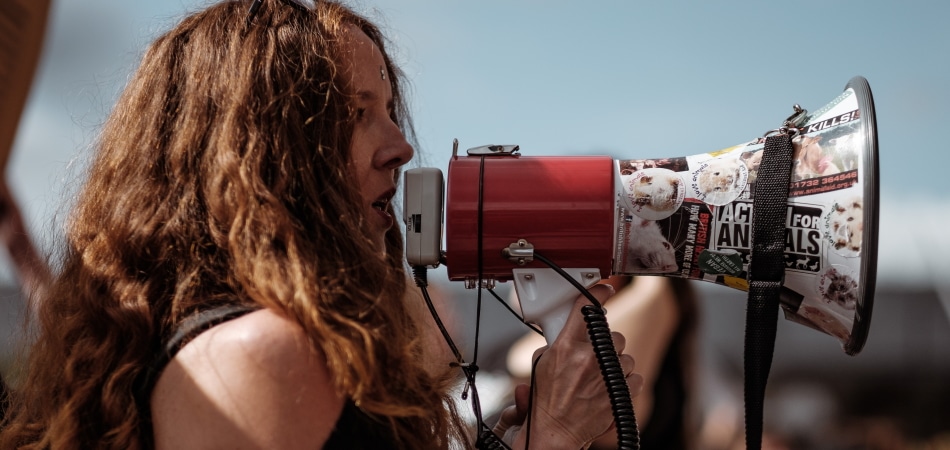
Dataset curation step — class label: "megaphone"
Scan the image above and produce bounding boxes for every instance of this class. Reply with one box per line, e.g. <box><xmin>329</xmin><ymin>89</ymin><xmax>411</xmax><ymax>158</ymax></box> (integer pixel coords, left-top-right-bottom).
<box><xmin>405</xmin><ymin>76</ymin><xmax>877</xmax><ymax>356</ymax></box>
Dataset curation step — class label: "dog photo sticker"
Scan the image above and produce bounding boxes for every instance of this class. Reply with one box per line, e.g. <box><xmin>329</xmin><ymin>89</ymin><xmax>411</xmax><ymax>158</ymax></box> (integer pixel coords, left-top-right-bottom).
<box><xmin>818</xmin><ymin>265</ymin><xmax>859</xmax><ymax>312</ymax></box>
<box><xmin>690</xmin><ymin>156</ymin><xmax>749</xmax><ymax>206</ymax></box>
<box><xmin>620</xmin><ymin>167</ymin><xmax>685</xmax><ymax>220</ymax></box>
<box><xmin>822</xmin><ymin>197</ymin><xmax>864</xmax><ymax>257</ymax></box>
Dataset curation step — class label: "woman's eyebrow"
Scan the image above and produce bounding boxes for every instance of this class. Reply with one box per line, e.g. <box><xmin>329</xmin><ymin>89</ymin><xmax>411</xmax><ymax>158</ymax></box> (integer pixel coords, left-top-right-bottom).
<box><xmin>356</xmin><ymin>90</ymin><xmax>378</xmax><ymax>102</ymax></box>
<box><xmin>356</xmin><ymin>90</ymin><xmax>394</xmax><ymax>111</ymax></box>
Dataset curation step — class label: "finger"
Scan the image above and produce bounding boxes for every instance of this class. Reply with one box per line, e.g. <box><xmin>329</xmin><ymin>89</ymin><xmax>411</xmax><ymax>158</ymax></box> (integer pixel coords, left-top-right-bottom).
<box><xmin>530</xmin><ymin>345</ymin><xmax>548</xmax><ymax>364</ymax></box>
<box><xmin>493</xmin><ymin>404</ymin><xmax>519</xmax><ymax>436</ymax></box>
<box><xmin>556</xmin><ymin>284</ymin><xmax>615</xmax><ymax>345</ymax></box>
<box><xmin>626</xmin><ymin>371</ymin><xmax>645</xmax><ymax>397</ymax></box>
<box><xmin>513</xmin><ymin>383</ymin><xmax>531</xmax><ymax>419</ymax></box>
<box><xmin>493</xmin><ymin>384</ymin><xmax>531</xmax><ymax>437</ymax></box>
<box><xmin>610</xmin><ymin>331</ymin><xmax>627</xmax><ymax>354</ymax></box>
<box><xmin>619</xmin><ymin>353</ymin><xmax>636</xmax><ymax>377</ymax></box>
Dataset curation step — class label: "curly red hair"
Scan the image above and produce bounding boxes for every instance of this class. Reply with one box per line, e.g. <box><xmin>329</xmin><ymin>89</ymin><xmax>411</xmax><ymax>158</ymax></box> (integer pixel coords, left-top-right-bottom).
<box><xmin>0</xmin><ymin>2</ymin><xmax>465</xmax><ymax>449</ymax></box>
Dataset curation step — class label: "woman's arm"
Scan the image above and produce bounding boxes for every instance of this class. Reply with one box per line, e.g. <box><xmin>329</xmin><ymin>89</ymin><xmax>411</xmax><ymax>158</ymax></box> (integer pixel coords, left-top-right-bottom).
<box><xmin>151</xmin><ymin>308</ymin><xmax>345</xmax><ymax>449</ymax></box>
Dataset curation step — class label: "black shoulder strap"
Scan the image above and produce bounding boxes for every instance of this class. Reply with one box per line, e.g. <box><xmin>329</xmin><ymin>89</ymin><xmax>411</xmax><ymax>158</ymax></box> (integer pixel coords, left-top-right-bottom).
<box><xmin>159</xmin><ymin>304</ymin><xmax>261</xmax><ymax>367</ymax></box>
<box><xmin>135</xmin><ymin>303</ymin><xmax>260</xmax><ymax>441</ymax></box>
<box><xmin>744</xmin><ymin>133</ymin><xmax>795</xmax><ymax>450</ymax></box>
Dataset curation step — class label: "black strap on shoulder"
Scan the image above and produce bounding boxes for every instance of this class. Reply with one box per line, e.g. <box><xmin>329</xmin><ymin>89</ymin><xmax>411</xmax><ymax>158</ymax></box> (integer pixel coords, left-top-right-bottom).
<box><xmin>135</xmin><ymin>304</ymin><xmax>260</xmax><ymax>433</ymax></box>
<box><xmin>744</xmin><ymin>132</ymin><xmax>795</xmax><ymax>450</ymax></box>
<box><xmin>159</xmin><ymin>304</ymin><xmax>261</xmax><ymax>370</ymax></box>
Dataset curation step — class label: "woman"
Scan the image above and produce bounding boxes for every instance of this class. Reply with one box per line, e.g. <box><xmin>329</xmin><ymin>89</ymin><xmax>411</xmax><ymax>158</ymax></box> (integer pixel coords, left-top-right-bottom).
<box><xmin>0</xmin><ymin>1</ymin><xmax>639</xmax><ymax>449</ymax></box>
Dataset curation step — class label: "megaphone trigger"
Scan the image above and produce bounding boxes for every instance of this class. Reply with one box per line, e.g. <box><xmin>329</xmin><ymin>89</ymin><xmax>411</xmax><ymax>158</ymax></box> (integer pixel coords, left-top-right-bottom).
<box><xmin>510</xmin><ymin>266</ymin><xmax>602</xmax><ymax>346</ymax></box>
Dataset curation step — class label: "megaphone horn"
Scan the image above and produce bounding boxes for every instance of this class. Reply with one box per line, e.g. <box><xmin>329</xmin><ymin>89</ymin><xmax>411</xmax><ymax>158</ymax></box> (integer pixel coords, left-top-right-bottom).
<box><xmin>405</xmin><ymin>76</ymin><xmax>878</xmax><ymax>356</ymax></box>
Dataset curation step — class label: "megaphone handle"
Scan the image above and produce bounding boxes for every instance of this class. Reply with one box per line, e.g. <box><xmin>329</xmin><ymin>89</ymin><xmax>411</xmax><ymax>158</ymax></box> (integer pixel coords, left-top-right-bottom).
<box><xmin>511</xmin><ymin>265</ymin><xmax>641</xmax><ymax>449</ymax></box>
<box><xmin>537</xmin><ymin>306</ymin><xmax>570</xmax><ymax>347</ymax></box>
<box><xmin>511</xmin><ymin>268</ymin><xmax>601</xmax><ymax>345</ymax></box>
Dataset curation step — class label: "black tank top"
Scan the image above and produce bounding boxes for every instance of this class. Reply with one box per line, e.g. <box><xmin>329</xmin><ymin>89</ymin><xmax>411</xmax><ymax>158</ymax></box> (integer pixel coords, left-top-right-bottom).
<box><xmin>137</xmin><ymin>305</ymin><xmax>399</xmax><ymax>449</ymax></box>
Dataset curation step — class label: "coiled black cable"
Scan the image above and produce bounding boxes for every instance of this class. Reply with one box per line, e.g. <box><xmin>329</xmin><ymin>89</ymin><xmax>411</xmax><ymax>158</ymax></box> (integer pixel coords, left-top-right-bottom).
<box><xmin>476</xmin><ymin>425</ymin><xmax>510</xmax><ymax>450</ymax></box>
<box><xmin>581</xmin><ymin>304</ymin><xmax>640</xmax><ymax>449</ymax></box>
<box><xmin>532</xmin><ymin>252</ymin><xmax>640</xmax><ymax>450</ymax></box>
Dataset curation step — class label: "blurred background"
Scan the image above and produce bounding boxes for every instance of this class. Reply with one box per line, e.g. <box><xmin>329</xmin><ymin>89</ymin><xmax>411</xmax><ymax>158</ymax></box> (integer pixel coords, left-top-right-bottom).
<box><xmin>2</xmin><ymin>0</ymin><xmax>949</xmax><ymax>448</ymax></box>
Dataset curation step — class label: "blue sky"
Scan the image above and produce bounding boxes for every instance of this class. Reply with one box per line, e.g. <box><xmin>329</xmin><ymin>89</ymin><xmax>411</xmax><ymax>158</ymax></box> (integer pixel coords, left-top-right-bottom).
<box><xmin>5</xmin><ymin>0</ymin><xmax>950</xmax><ymax>286</ymax></box>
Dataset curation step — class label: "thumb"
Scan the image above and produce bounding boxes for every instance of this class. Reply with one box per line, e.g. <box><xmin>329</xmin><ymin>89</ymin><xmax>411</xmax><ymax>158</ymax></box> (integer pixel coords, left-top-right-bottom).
<box><xmin>513</xmin><ymin>382</ymin><xmax>530</xmax><ymax>418</ymax></box>
<box><xmin>555</xmin><ymin>283</ymin><xmax>614</xmax><ymax>345</ymax></box>
<box><xmin>493</xmin><ymin>383</ymin><xmax>531</xmax><ymax>437</ymax></box>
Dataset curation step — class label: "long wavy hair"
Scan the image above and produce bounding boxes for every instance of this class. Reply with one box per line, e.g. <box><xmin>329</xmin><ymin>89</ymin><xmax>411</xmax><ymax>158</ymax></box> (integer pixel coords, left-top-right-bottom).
<box><xmin>0</xmin><ymin>1</ymin><xmax>465</xmax><ymax>449</ymax></box>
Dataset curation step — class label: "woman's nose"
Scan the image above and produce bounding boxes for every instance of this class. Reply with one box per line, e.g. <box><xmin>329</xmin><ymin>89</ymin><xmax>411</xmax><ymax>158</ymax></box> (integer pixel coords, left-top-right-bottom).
<box><xmin>376</xmin><ymin>123</ymin><xmax>414</xmax><ymax>170</ymax></box>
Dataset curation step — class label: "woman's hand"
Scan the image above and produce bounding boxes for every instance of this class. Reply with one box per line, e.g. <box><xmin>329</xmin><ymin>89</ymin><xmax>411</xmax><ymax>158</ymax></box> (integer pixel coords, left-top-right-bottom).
<box><xmin>495</xmin><ymin>284</ymin><xmax>643</xmax><ymax>449</ymax></box>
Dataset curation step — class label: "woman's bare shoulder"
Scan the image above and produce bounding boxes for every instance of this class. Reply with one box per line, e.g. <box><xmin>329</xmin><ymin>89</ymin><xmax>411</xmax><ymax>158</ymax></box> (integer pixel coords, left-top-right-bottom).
<box><xmin>151</xmin><ymin>308</ymin><xmax>345</xmax><ymax>449</ymax></box>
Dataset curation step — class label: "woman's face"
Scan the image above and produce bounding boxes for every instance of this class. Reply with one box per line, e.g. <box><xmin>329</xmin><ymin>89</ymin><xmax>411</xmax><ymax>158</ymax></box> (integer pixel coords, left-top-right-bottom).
<box><xmin>343</xmin><ymin>26</ymin><xmax>414</xmax><ymax>242</ymax></box>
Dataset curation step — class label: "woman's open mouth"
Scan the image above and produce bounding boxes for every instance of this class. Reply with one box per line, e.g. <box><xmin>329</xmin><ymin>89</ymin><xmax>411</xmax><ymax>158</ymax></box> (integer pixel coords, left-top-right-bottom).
<box><xmin>371</xmin><ymin>190</ymin><xmax>396</xmax><ymax>229</ymax></box>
